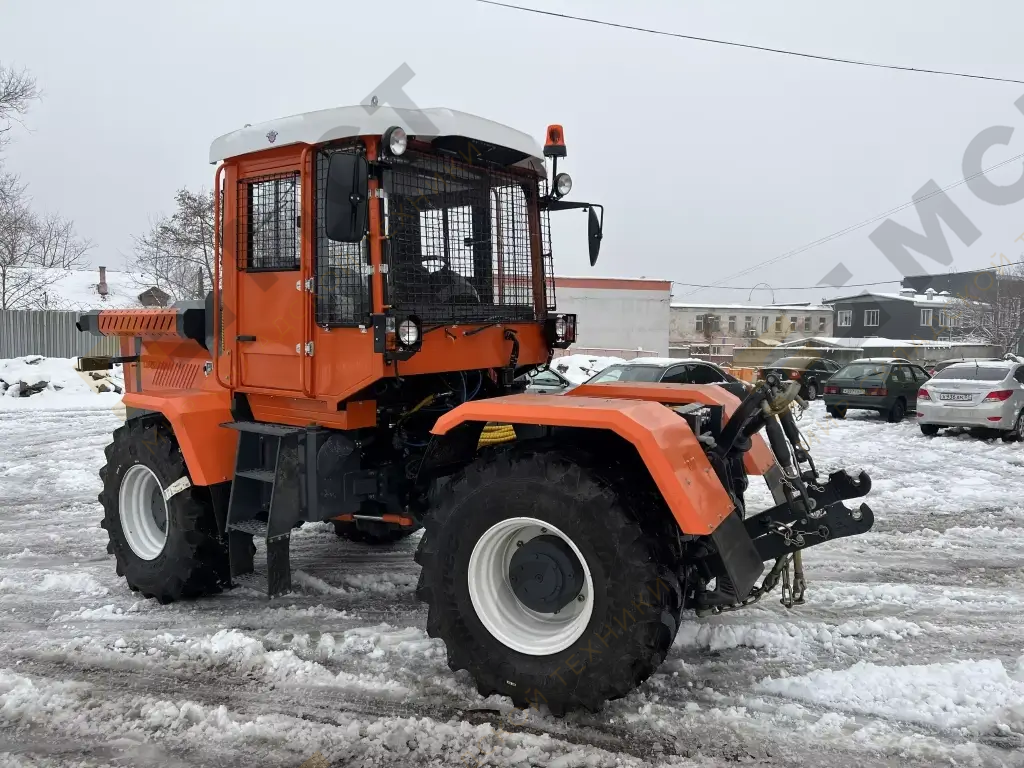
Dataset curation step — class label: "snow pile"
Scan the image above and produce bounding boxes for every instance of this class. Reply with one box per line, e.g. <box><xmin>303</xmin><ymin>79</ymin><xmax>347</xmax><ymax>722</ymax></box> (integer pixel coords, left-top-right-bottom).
<box><xmin>759</xmin><ymin>658</ymin><xmax>1024</xmax><ymax>734</ymax></box>
<box><xmin>0</xmin><ymin>356</ymin><xmax>122</xmax><ymax>409</ymax></box>
<box><xmin>550</xmin><ymin>354</ymin><xmax>624</xmax><ymax>384</ymax></box>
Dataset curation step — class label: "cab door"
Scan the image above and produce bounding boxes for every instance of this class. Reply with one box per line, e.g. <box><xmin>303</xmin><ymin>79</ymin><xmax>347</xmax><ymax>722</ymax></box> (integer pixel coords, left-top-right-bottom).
<box><xmin>234</xmin><ymin>171</ymin><xmax>307</xmax><ymax>394</ymax></box>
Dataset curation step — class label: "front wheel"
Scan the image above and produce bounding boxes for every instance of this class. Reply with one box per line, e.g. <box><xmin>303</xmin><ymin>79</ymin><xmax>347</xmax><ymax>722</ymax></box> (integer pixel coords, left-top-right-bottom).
<box><xmin>99</xmin><ymin>420</ymin><xmax>228</xmax><ymax>603</ymax></box>
<box><xmin>415</xmin><ymin>445</ymin><xmax>682</xmax><ymax>714</ymax></box>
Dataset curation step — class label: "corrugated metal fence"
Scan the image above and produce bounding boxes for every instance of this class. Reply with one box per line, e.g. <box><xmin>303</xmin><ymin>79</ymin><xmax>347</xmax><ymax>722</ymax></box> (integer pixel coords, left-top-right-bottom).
<box><xmin>0</xmin><ymin>310</ymin><xmax>118</xmax><ymax>358</ymax></box>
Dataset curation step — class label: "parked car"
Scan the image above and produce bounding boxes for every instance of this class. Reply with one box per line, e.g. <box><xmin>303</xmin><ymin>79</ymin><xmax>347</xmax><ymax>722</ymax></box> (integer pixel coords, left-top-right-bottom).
<box><xmin>917</xmin><ymin>360</ymin><xmax>1024</xmax><ymax>440</ymax></box>
<box><xmin>760</xmin><ymin>356</ymin><xmax>843</xmax><ymax>401</ymax></box>
<box><xmin>584</xmin><ymin>357</ymin><xmax>749</xmax><ymax>400</ymax></box>
<box><xmin>926</xmin><ymin>357</ymin><xmax>1003</xmax><ymax>376</ymax></box>
<box><xmin>822</xmin><ymin>357</ymin><xmax>931</xmax><ymax>423</ymax></box>
<box><xmin>518</xmin><ymin>366</ymin><xmax>573</xmax><ymax>394</ymax></box>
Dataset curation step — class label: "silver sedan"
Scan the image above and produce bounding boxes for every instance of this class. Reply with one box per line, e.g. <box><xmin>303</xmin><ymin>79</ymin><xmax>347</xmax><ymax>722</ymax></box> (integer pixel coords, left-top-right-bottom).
<box><xmin>917</xmin><ymin>361</ymin><xmax>1024</xmax><ymax>440</ymax></box>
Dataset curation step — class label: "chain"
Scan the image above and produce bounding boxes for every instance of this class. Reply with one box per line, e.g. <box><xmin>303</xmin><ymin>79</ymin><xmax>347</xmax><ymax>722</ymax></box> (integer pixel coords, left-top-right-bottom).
<box><xmin>698</xmin><ymin>553</ymin><xmax>794</xmax><ymax>616</ymax></box>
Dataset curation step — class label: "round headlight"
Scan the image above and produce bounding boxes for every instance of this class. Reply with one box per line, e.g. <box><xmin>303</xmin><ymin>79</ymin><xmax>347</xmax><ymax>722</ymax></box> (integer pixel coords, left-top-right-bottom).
<box><xmin>554</xmin><ymin>316</ymin><xmax>568</xmax><ymax>340</ymax></box>
<box><xmin>398</xmin><ymin>317</ymin><xmax>420</xmax><ymax>347</ymax></box>
<box><xmin>384</xmin><ymin>126</ymin><xmax>407</xmax><ymax>156</ymax></box>
<box><xmin>554</xmin><ymin>172</ymin><xmax>572</xmax><ymax>197</ymax></box>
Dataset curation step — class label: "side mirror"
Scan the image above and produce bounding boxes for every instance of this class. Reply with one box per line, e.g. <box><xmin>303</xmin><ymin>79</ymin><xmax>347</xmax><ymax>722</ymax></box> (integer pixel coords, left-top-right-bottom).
<box><xmin>325</xmin><ymin>153</ymin><xmax>369</xmax><ymax>242</ymax></box>
<box><xmin>588</xmin><ymin>206</ymin><xmax>603</xmax><ymax>266</ymax></box>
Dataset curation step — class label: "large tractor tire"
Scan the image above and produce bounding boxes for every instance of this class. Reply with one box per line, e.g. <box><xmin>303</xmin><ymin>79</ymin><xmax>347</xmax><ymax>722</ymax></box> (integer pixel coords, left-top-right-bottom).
<box><xmin>416</xmin><ymin>444</ymin><xmax>682</xmax><ymax>714</ymax></box>
<box><xmin>98</xmin><ymin>420</ymin><xmax>228</xmax><ymax>603</ymax></box>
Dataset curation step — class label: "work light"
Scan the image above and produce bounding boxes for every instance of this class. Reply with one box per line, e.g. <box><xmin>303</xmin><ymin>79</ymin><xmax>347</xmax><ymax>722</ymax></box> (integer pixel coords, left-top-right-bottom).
<box><xmin>398</xmin><ymin>317</ymin><xmax>421</xmax><ymax>347</ymax></box>
<box><xmin>554</xmin><ymin>173</ymin><xmax>572</xmax><ymax>197</ymax></box>
<box><xmin>383</xmin><ymin>126</ymin><xmax>408</xmax><ymax>156</ymax></box>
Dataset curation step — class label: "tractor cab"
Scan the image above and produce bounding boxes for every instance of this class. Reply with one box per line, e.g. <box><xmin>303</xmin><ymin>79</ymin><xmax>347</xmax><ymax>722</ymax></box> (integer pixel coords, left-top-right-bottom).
<box><xmin>207</xmin><ymin>106</ymin><xmax>601</xmax><ymax>404</ymax></box>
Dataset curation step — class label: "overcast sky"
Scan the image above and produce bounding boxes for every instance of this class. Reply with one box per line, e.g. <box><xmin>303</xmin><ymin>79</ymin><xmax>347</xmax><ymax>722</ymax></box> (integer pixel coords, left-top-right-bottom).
<box><xmin>3</xmin><ymin>0</ymin><xmax>1024</xmax><ymax>304</ymax></box>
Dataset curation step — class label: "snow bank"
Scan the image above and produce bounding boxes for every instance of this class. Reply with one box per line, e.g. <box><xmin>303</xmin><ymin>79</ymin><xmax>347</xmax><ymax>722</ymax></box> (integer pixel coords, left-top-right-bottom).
<box><xmin>550</xmin><ymin>354</ymin><xmax>624</xmax><ymax>385</ymax></box>
<box><xmin>0</xmin><ymin>356</ymin><xmax>122</xmax><ymax>410</ymax></box>
<box><xmin>759</xmin><ymin>658</ymin><xmax>1024</xmax><ymax>734</ymax></box>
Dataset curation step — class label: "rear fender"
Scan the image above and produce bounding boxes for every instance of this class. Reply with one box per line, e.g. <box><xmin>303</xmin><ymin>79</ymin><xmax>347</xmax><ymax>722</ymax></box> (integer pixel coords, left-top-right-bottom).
<box><xmin>122</xmin><ymin>391</ymin><xmax>235</xmax><ymax>486</ymax></box>
<box><xmin>430</xmin><ymin>394</ymin><xmax>735</xmax><ymax>535</ymax></box>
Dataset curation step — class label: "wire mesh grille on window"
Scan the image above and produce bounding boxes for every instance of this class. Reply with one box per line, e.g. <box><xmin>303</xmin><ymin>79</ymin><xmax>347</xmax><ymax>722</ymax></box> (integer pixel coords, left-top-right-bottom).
<box><xmin>238</xmin><ymin>172</ymin><xmax>300</xmax><ymax>271</ymax></box>
<box><xmin>385</xmin><ymin>151</ymin><xmax>543</xmax><ymax>325</ymax></box>
<box><xmin>315</xmin><ymin>146</ymin><xmax>371</xmax><ymax>326</ymax></box>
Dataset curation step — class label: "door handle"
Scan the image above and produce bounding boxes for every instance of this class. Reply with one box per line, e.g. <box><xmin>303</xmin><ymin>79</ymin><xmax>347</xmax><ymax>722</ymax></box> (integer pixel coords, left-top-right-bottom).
<box><xmin>236</xmin><ymin>335</ymin><xmax>256</xmax><ymax>342</ymax></box>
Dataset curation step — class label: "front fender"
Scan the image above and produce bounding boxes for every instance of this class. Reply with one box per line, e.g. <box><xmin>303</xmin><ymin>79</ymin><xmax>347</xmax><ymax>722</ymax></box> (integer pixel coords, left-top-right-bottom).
<box><xmin>431</xmin><ymin>394</ymin><xmax>735</xmax><ymax>535</ymax></box>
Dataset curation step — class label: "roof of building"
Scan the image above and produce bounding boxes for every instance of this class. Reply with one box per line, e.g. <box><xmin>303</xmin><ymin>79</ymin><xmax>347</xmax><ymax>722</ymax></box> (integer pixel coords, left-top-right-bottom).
<box><xmin>827</xmin><ymin>290</ymin><xmax>978</xmax><ymax>307</ymax></box>
<box><xmin>209</xmin><ymin>105</ymin><xmax>546</xmax><ymax>172</ymax></box>
<box><xmin>9</xmin><ymin>268</ymin><xmax>145</xmax><ymax>311</ymax></box>
<box><xmin>669</xmin><ymin>302</ymin><xmax>831</xmax><ymax>312</ymax></box>
<box><xmin>779</xmin><ymin>336</ymin><xmax>966</xmax><ymax>349</ymax></box>
<box><xmin>557</xmin><ymin>276</ymin><xmax>672</xmax><ymax>291</ymax></box>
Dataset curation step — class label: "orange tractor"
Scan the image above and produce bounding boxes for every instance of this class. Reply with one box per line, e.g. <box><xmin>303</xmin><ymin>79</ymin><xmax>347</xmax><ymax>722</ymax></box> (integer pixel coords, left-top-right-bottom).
<box><xmin>78</xmin><ymin>105</ymin><xmax>874</xmax><ymax>713</ymax></box>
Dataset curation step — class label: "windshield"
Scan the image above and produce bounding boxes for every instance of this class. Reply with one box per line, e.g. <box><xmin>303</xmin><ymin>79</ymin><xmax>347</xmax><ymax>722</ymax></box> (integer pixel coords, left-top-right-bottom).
<box><xmin>588</xmin><ymin>365</ymin><xmax>665</xmax><ymax>384</ymax></box>
<box><xmin>383</xmin><ymin>150</ymin><xmax>550</xmax><ymax>326</ymax></box>
<box><xmin>771</xmin><ymin>357</ymin><xmax>815</xmax><ymax>369</ymax></box>
<box><xmin>931</xmin><ymin>366</ymin><xmax>1009</xmax><ymax>381</ymax></box>
<box><xmin>836</xmin><ymin>363</ymin><xmax>887</xmax><ymax>379</ymax></box>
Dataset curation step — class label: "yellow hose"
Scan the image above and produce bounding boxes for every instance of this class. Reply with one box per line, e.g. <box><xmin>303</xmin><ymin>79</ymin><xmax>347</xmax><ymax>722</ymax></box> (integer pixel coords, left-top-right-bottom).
<box><xmin>478</xmin><ymin>423</ymin><xmax>517</xmax><ymax>448</ymax></box>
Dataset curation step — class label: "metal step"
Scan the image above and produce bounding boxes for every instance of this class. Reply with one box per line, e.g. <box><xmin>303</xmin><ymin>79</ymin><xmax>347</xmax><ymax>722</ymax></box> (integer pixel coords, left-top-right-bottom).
<box><xmin>220</xmin><ymin>420</ymin><xmax>303</xmax><ymax>436</ymax></box>
<box><xmin>235</xmin><ymin>468</ymin><xmax>275</xmax><ymax>483</ymax></box>
<box><xmin>229</xmin><ymin>519</ymin><xmax>269</xmax><ymax>537</ymax></box>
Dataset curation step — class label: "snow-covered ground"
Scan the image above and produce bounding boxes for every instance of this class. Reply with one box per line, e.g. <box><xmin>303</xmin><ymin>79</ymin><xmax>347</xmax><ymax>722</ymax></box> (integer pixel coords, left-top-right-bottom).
<box><xmin>1</xmin><ymin>392</ymin><xmax>1024</xmax><ymax>766</ymax></box>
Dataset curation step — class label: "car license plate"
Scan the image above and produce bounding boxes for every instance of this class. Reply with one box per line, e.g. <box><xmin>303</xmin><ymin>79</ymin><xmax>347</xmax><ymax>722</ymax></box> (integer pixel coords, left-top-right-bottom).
<box><xmin>841</xmin><ymin>388</ymin><xmax>864</xmax><ymax>395</ymax></box>
<box><xmin>939</xmin><ymin>393</ymin><xmax>972</xmax><ymax>402</ymax></box>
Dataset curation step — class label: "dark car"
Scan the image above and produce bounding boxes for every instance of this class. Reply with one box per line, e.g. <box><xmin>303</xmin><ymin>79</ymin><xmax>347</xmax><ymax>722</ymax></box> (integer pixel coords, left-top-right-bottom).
<box><xmin>585</xmin><ymin>357</ymin><xmax>750</xmax><ymax>400</ymax></box>
<box><xmin>822</xmin><ymin>357</ymin><xmax>931</xmax><ymax>423</ymax></box>
<box><xmin>760</xmin><ymin>356</ymin><xmax>842</xmax><ymax>401</ymax></box>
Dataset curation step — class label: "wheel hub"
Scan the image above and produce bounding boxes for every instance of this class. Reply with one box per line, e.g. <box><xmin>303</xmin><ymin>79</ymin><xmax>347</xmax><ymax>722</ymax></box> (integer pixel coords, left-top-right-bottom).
<box><xmin>119</xmin><ymin>464</ymin><xmax>169</xmax><ymax>561</ymax></box>
<box><xmin>508</xmin><ymin>535</ymin><xmax>583</xmax><ymax>613</ymax></box>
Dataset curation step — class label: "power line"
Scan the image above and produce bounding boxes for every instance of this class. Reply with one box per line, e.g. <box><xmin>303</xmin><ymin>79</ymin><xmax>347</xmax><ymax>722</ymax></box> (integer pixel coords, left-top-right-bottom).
<box><xmin>679</xmin><ymin>150</ymin><xmax>1024</xmax><ymax>297</ymax></box>
<box><xmin>477</xmin><ymin>1</ymin><xmax>1024</xmax><ymax>86</ymax></box>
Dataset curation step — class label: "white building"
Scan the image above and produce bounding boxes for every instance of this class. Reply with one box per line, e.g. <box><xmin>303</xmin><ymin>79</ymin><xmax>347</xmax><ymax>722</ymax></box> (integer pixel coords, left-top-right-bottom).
<box><xmin>670</xmin><ymin>302</ymin><xmax>834</xmax><ymax>364</ymax></box>
<box><xmin>555</xmin><ymin>276</ymin><xmax>671</xmax><ymax>358</ymax></box>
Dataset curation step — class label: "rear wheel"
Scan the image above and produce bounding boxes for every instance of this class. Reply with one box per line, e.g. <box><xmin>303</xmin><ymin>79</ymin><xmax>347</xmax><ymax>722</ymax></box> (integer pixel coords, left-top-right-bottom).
<box><xmin>99</xmin><ymin>420</ymin><xmax>228</xmax><ymax>603</ymax></box>
<box><xmin>827</xmin><ymin>405</ymin><xmax>847</xmax><ymax>419</ymax></box>
<box><xmin>1002</xmin><ymin>411</ymin><xmax>1024</xmax><ymax>442</ymax></box>
<box><xmin>887</xmin><ymin>398</ymin><xmax>906</xmax><ymax>423</ymax></box>
<box><xmin>416</xmin><ymin>445</ymin><xmax>682</xmax><ymax>714</ymax></box>
<box><xmin>805</xmin><ymin>382</ymin><xmax>818</xmax><ymax>401</ymax></box>
<box><xmin>920</xmin><ymin>424</ymin><xmax>940</xmax><ymax>436</ymax></box>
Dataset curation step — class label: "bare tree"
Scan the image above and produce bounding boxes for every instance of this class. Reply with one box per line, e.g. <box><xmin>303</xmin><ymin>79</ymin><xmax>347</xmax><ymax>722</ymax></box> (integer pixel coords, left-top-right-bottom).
<box><xmin>0</xmin><ymin>65</ymin><xmax>39</xmax><ymax>149</ymax></box>
<box><xmin>128</xmin><ymin>187</ymin><xmax>214</xmax><ymax>301</ymax></box>
<box><xmin>32</xmin><ymin>212</ymin><xmax>92</xmax><ymax>269</ymax></box>
<box><xmin>0</xmin><ymin>172</ymin><xmax>48</xmax><ymax>309</ymax></box>
<box><xmin>946</xmin><ymin>260</ymin><xmax>1024</xmax><ymax>353</ymax></box>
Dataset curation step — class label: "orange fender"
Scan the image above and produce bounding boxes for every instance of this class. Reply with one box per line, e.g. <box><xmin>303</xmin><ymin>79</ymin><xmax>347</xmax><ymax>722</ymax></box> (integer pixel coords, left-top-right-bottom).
<box><xmin>431</xmin><ymin>394</ymin><xmax>735</xmax><ymax>535</ymax></box>
<box><xmin>122</xmin><ymin>391</ymin><xmax>236</xmax><ymax>486</ymax></box>
<box><xmin>566</xmin><ymin>382</ymin><xmax>778</xmax><ymax>475</ymax></box>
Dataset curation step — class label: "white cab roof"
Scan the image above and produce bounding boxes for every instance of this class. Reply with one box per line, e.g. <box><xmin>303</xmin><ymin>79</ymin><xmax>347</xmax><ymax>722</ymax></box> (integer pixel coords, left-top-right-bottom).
<box><xmin>209</xmin><ymin>105</ymin><xmax>546</xmax><ymax>172</ymax></box>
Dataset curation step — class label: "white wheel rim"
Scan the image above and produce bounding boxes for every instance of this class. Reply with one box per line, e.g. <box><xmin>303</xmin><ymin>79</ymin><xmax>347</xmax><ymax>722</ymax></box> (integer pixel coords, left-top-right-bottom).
<box><xmin>468</xmin><ymin>517</ymin><xmax>594</xmax><ymax>656</ymax></box>
<box><xmin>119</xmin><ymin>464</ymin><xmax>169</xmax><ymax>560</ymax></box>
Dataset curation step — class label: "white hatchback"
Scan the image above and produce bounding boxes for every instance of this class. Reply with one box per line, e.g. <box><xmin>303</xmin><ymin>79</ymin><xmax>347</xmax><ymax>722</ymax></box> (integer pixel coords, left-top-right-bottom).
<box><xmin>917</xmin><ymin>361</ymin><xmax>1024</xmax><ymax>440</ymax></box>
